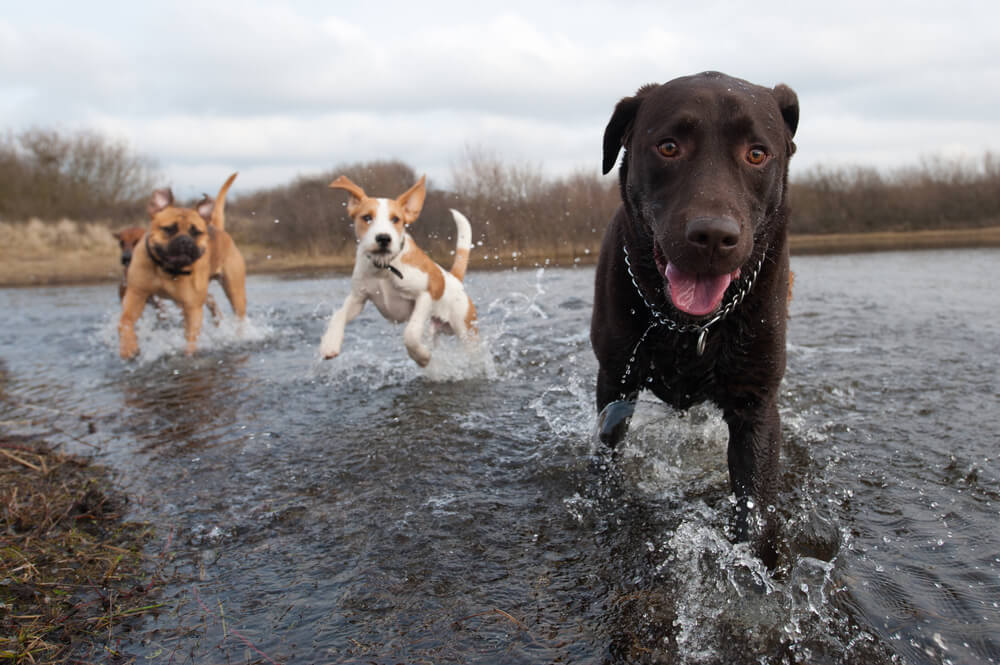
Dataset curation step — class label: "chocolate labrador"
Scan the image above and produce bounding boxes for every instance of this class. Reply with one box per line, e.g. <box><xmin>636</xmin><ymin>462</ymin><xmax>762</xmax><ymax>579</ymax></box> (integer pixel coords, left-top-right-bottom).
<box><xmin>591</xmin><ymin>71</ymin><xmax>799</xmax><ymax>563</ymax></box>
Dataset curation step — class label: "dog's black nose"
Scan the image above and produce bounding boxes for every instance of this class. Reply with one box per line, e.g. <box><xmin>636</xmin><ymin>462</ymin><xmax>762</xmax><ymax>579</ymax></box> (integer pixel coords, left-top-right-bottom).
<box><xmin>685</xmin><ymin>217</ymin><xmax>741</xmax><ymax>256</ymax></box>
<box><xmin>375</xmin><ymin>234</ymin><xmax>392</xmax><ymax>248</ymax></box>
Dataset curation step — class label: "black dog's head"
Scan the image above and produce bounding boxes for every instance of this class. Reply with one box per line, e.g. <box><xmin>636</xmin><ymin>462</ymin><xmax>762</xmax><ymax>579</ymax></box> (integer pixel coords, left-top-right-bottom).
<box><xmin>603</xmin><ymin>71</ymin><xmax>798</xmax><ymax>317</ymax></box>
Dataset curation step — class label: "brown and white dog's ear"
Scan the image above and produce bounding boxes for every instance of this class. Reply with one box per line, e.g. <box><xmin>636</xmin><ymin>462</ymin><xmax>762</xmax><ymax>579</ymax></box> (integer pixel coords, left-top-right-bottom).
<box><xmin>772</xmin><ymin>83</ymin><xmax>799</xmax><ymax>155</ymax></box>
<box><xmin>328</xmin><ymin>175</ymin><xmax>367</xmax><ymax>217</ymax></box>
<box><xmin>196</xmin><ymin>194</ymin><xmax>215</xmax><ymax>222</ymax></box>
<box><xmin>396</xmin><ymin>175</ymin><xmax>426</xmax><ymax>225</ymax></box>
<box><xmin>148</xmin><ymin>188</ymin><xmax>174</xmax><ymax>217</ymax></box>
<box><xmin>602</xmin><ymin>83</ymin><xmax>657</xmax><ymax>175</ymax></box>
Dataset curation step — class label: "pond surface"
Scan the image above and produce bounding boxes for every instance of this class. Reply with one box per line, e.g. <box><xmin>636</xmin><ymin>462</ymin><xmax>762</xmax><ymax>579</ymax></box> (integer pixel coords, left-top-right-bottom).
<box><xmin>1</xmin><ymin>249</ymin><xmax>998</xmax><ymax>664</ymax></box>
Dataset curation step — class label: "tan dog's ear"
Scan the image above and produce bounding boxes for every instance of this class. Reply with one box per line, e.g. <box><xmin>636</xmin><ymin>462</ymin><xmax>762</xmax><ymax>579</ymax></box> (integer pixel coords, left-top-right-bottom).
<box><xmin>328</xmin><ymin>175</ymin><xmax>367</xmax><ymax>217</ymax></box>
<box><xmin>396</xmin><ymin>175</ymin><xmax>426</xmax><ymax>225</ymax></box>
<box><xmin>196</xmin><ymin>194</ymin><xmax>214</xmax><ymax>222</ymax></box>
<box><xmin>148</xmin><ymin>188</ymin><xmax>174</xmax><ymax>216</ymax></box>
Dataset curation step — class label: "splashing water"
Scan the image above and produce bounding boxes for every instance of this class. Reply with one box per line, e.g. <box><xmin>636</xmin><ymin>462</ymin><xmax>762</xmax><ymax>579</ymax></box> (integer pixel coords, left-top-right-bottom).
<box><xmin>1</xmin><ymin>251</ymin><xmax>998</xmax><ymax>664</ymax></box>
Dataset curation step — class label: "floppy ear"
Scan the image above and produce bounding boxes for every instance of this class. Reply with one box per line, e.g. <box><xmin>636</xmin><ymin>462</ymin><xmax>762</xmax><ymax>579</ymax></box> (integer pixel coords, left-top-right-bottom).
<box><xmin>329</xmin><ymin>175</ymin><xmax>368</xmax><ymax>217</ymax></box>
<box><xmin>771</xmin><ymin>84</ymin><xmax>799</xmax><ymax>156</ymax></box>
<box><xmin>148</xmin><ymin>188</ymin><xmax>174</xmax><ymax>216</ymax></box>
<box><xmin>196</xmin><ymin>194</ymin><xmax>215</xmax><ymax>222</ymax></box>
<box><xmin>396</xmin><ymin>175</ymin><xmax>426</xmax><ymax>224</ymax></box>
<box><xmin>602</xmin><ymin>84</ymin><xmax>656</xmax><ymax>174</ymax></box>
<box><xmin>773</xmin><ymin>83</ymin><xmax>799</xmax><ymax>138</ymax></box>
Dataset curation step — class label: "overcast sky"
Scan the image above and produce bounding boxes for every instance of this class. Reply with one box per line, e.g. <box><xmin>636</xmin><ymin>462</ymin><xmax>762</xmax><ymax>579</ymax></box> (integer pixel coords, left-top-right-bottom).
<box><xmin>3</xmin><ymin>1</ymin><xmax>998</xmax><ymax>197</ymax></box>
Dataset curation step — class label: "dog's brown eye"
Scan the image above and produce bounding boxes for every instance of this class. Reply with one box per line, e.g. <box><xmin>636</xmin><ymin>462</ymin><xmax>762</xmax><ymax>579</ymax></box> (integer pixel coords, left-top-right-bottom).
<box><xmin>362</xmin><ymin>214</ymin><xmax>373</xmax><ymax>223</ymax></box>
<box><xmin>391</xmin><ymin>216</ymin><xmax>401</xmax><ymax>224</ymax></box>
<box><xmin>746</xmin><ymin>147</ymin><xmax>768</xmax><ymax>165</ymax></box>
<box><xmin>189</xmin><ymin>227</ymin><xmax>203</xmax><ymax>238</ymax></box>
<box><xmin>657</xmin><ymin>141</ymin><xmax>680</xmax><ymax>158</ymax></box>
<box><xmin>164</xmin><ymin>223</ymin><xmax>179</xmax><ymax>236</ymax></box>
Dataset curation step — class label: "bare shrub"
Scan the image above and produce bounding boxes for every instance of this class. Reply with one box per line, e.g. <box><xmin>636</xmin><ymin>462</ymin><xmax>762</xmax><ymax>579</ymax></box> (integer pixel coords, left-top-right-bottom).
<box><xmin>449</xmin><ymin>145</ymin><xmax>617</xmax><ymax>261</ymax></box>
<box><xmin>790</xmin><ymin>153</ymin><xmax>1000</xmax><ymax>234</ymax></box>
<box><xmin>0</xmin><ymin>129</ymin><xmax>158</xmax><ymax>222</ymax></box>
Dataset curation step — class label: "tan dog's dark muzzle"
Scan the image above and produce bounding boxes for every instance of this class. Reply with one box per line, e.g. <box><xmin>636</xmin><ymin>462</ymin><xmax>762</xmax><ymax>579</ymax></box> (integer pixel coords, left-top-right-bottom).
<box><xmin>149</xmin><ymin>235</ymin><xmax>204</xmax><ymax>275</ymax></box>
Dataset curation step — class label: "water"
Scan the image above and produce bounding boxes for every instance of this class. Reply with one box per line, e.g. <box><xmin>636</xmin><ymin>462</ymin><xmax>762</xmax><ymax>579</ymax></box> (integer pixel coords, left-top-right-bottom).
<box><xmin>1</xmin><ymin>249</ymin><xmax>998</xmax><ymax>664</ymax></box>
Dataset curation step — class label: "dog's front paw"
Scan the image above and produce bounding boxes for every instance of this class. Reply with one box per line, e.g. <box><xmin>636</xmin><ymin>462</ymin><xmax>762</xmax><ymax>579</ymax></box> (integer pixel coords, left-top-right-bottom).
<box><xmin>320</xmin><ymin>341</ymin><xmax>341</xmax><ymax>360</ymax></box>
<box><xmin>596</xmin><ymin>399</ymin><xmax>636</xmax><ymax>447</ymax></box>
<box><xmin>407</xmin><ymin>345</ymin><xmax>431</xmax><ymax>367</ymax></box>
<box><xmin>319</xmin><ymin>331</ymin><xmax>343</xmax><ymax>360</ymax></box>
<box><xmin>119</xmin><ymin>333</ymin><xmax>140</xmax><ymax>360</ymax></box>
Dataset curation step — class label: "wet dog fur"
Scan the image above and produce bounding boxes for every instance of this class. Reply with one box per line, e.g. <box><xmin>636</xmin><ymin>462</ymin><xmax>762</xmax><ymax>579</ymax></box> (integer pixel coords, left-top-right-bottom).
<box><xmin>591</xmin><ymin>72</ymin><xmax>799</xmax><ymax>564</ymax></box>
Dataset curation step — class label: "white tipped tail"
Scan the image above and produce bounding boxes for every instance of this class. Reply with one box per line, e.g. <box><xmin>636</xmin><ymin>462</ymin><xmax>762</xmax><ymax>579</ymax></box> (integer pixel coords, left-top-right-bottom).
<box><xmin>449</xmin><ymin>209</ymin><xmax>472</xmax><ymax>281</ymax></box>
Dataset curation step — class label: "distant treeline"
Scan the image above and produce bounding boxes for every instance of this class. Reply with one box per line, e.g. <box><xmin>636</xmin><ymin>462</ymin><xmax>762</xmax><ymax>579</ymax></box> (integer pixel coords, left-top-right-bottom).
<box><xmin>3</xmin><ymin>129</ymin><xmax>999</xmax><ymax>255</ymax></box>
<box><xmin>230</xmin><ymin>148</ymin><xmax>620</xmax><ymax>260</ymax></box>
<box><xmin>792</xmin><ymin>154</ymin><xmax>1000</xmax><ymax>233</ymax></box>
<box><xmin>0</xmin><ymin>129</ymin><xmax>157</xmax><ymax>222</ymax></box>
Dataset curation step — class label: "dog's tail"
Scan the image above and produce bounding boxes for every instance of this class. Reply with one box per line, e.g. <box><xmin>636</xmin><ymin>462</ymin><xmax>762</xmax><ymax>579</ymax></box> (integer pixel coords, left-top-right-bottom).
<box><xmin>449</xmin><ymin>209</ymin><xmax>472</xmax><ymax>281</ymax></box>
<box><xmin>210</xmin><ymin>172</ymin><xmax>238</xmax><ymax>231</ymax></box>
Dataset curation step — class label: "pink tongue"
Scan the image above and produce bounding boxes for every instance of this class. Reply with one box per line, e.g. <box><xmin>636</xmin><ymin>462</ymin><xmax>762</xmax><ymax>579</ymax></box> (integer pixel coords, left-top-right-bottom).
<box><xmin>664</xmin><ymin>263</ymin><xmax>734</xmax><ymax>316</ymax></box>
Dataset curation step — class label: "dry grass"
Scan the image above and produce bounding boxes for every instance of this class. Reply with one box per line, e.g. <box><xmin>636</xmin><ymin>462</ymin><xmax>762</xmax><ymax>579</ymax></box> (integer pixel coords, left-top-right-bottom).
<box><xmin>0</xmin><ymin>219</ymin><xmax>121</xmax><ymax>287</ymax></box>
<box><xmin>0</xmin><ymin>438</ymin><xmax>157</xmax><ymax>663</ymax></box>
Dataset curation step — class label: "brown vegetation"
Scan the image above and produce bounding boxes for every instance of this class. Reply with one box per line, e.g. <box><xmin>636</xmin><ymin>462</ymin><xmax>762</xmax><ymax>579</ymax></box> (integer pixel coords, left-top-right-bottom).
<box><xmin>1</xmin><ymin>128</ymin><xmax>998</xmax><ymax>286</ymax></box>
<box><xmin>0</xmin><ymin>128</ymin><xmax>157</xmax><ymax>223</ymax></box>
<box><xmin>0</xmin><ymin>438</ymin><xmax>158</xmax><ymax>662</ymax></box>
<box><xmin>790</xmin><ymin>153</ymin><xmax>1000</xmax><ymax>233</ymax></box>
<box><xmin>227</xmin><ymin>148</ymin><xmax>620</xmax><ymax>268</ymax></box>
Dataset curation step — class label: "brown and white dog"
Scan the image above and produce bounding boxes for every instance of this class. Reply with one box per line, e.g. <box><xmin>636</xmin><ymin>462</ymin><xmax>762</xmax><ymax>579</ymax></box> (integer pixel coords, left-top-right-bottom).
<box><xmin>118</xmin><ymin>173</ymin><xmax>246</xmax><ymax>359</ymax></box>
<box><xmin>320</xmin><ymin>175</ymin><xmax>477</xmax><ymax>367</ymax></box>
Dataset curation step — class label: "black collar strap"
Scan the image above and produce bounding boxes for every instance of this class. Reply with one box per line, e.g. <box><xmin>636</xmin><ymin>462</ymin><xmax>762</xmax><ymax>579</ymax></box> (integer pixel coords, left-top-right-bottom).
<box><xmin>377</xmin><ymin>236</ymin><xmax>405</xmax><ymax>279</ymax></box>
<box><xmin>146</xmin><ymin>235</ymin><xmax>193</xmax><ymax>276</ymax></box>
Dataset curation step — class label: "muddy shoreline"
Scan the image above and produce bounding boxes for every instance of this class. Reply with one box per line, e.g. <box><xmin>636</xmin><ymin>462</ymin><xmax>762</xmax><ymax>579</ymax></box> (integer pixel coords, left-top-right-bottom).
<box><xmin>0</xmin><ymin>438</ymin><xmax>160</xmax><ymax>662</ymax></box>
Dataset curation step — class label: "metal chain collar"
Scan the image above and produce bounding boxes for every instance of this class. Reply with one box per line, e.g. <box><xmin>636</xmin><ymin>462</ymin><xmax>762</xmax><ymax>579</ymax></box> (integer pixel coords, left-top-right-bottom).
<box><xmin>622</xmin><ymin>243</ymin><xmax>765</xmax><ymax>357</ymax></box>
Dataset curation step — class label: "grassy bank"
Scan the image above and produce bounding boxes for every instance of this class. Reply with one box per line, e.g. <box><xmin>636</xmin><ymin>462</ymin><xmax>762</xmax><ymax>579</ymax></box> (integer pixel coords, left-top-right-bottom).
<box><xmin>0</xmin><ymin>439</ymin><xmax>158</xmax><ymax>662</ymax></box>
<box><xmin>1</xmin><ymin>221</ymin><xmax>998</xmax><ymax>288</ymax></box>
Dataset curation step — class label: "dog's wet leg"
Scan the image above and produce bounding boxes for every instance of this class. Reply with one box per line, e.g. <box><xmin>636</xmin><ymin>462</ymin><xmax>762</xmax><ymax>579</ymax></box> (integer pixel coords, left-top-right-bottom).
<box><xmin>205</xmin><ymin>294</ymin><xmax>222</xmax><ymax>326</ymax></box>
<box><xmin>404</xmin><ymin>293</ymin><xmax>433</xmax><ymax>367</ymax></box>
<box><xmin>219</xmin><ymin>264</ymin><xmax>247</xmax><ymax>319</ymax></box>
<box><xmin>724</xmin><ymin>401</ymin><xmax>781</xmax><ymax>568</ymax></box>
<box><xmin>182</xmin><ymin>304</ymin><xmax>204</xmax><ymax>356</ymax></box>
<box><xmin>118</xmin><ymin>289</ymin><xmax>149</xmax><ymax>360</ymax></box>
<box><xmin>596</xmin><ymin>367</ymin><xmax>639</xmax><ymax>447</ymax></box>
<box><xmin>321</xmin><ymin>292</ymin><xmax>366</xmax><ymax>359</ymax></box>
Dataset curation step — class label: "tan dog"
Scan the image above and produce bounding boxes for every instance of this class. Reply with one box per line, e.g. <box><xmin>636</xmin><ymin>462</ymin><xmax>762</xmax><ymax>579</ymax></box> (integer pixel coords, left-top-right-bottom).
<box><xmin>320</xmin><ymin>175</ymin><xmax>477</xmax><ymax>367</ymax></box>
<box><xmin>118</xmin><ymin>173</ymin><xmax>246</xmax><ymax>359</ymax></box>
<box><xmin>113</xmin><ymin>226</ymin><xmax>219</xmax><ymax>319</ymax></box>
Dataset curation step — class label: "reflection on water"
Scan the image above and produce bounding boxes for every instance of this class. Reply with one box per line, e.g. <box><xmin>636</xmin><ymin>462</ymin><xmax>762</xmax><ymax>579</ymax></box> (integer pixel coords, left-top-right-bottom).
<box><xmin>0</xmin><ymin>251</ymin><xmax>998</xmax><ymax>664</ymax></box>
